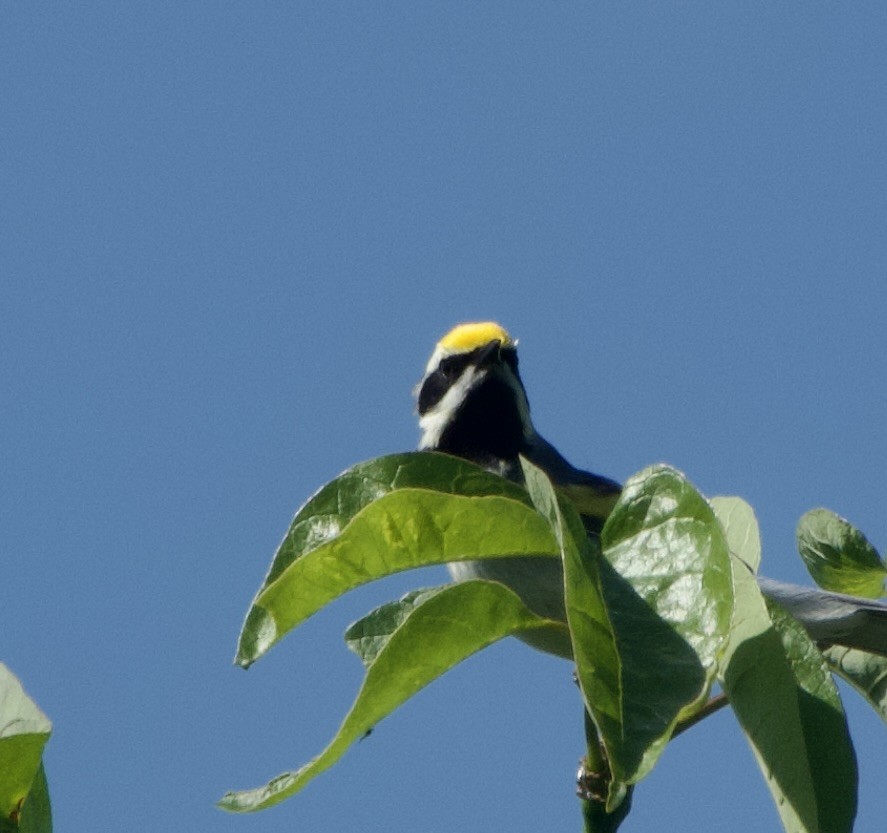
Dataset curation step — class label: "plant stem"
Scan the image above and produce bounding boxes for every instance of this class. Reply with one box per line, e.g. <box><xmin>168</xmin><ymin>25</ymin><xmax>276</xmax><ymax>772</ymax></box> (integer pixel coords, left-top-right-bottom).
<box><xmin>577</xmin><ymin>707</ymin><xmax>632</xmax><ymax>833</ymax></box>
<box><xmin>672</xmin><ymin>692</ymin><xmax>729</xmax><ymax>739</ymax></box>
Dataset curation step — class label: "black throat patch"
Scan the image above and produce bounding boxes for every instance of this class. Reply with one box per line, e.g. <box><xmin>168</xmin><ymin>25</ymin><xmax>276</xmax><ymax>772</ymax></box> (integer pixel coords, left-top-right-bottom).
<box><xmin>437</xmin><ymin>372</ymin><xmax>525</xmax><ymax>464</ymax></box>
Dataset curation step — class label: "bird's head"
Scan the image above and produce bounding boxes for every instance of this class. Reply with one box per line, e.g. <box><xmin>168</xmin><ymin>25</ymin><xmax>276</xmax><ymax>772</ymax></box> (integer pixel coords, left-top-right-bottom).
<box><xmin>416</xmin><ymin>322</ymin><xmax>533</xmax><ymax>467</ymax></box>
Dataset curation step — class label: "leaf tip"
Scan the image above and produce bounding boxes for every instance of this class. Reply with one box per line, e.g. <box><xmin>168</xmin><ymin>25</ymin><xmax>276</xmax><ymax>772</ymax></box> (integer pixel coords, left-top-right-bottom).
<box><xmin>234</xmin><ymin>606</ymin><xmax>279</xmax><ymax>667</ymax></box>
<box><xmin>217</xmin><ymin>789</ymin><xmax>255</xmax><ymax>814</ymax></box>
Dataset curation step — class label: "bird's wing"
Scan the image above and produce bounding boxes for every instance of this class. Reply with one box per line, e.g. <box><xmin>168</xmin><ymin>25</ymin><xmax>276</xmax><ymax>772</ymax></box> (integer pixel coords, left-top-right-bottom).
<box><xmin>522</xmin><ymin>432</ymin><xmax>622</xmax><ymax>533</ymax></box>
<box><xmin>758</xmin><ymin>576</ymin><xmax>887</xmax><ymax>657</ymax></box>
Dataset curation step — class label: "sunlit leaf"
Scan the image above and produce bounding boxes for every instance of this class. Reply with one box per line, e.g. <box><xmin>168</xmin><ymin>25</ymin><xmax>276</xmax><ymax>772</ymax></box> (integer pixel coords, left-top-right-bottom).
<box><xmin>236</xmin><ymin>453</ymin><xmax>560</xmax><ymax>667</ymax></box>
<box><xmin>519</xmin><ymin>457</ymin><xmax>625</xmax><ymax>809</ymax></box>
<box><xmin>722</xmin><ymin>559</ymin><xmax>856</xmax><ymax>833</ymax></box>
<box><xmin>711</xmin><ymin>496</ymin><xmax>761</xmax><ymax>573</ymax></box>
<box><xmin>603</xmin><ymin>465</ymin><xmax>732</xmax><ymax>781</ymax></box>
<box><xmin>345</xmin><ymin>588</ymin><xmax>443</xmax><ymax>667</ymax></box>
<box><xmin>0</xmin><ymin>665</ymin><xmax>51</xmax><ymax>826</ymax></box>
<box><xmin>523</xmin><ymin>461</ymin><xmax>733</xmax><ymax>790</ymax></box>
<box><xmin>796</xmin><ymin>509</ymin><xmax>885</xmax><ymax>598</ymax></box>
<box><xmin>258</xmin><ymin>453</ymin><xmax>534</xmax><ymax>590</ymax></box>
<box><xmin>220</xmin><ymin>581</ymin><xmax>568</xmax><ymax>812</ymax></box>
<box><xmin>768</xmin><ymin>603</ymin><xmax>857</xmax><ymax>833</ymax></box>
<box><xmin>17</xmin><ymin>763</ymin><xmax>51</xmax><ymax>833</ymax></box>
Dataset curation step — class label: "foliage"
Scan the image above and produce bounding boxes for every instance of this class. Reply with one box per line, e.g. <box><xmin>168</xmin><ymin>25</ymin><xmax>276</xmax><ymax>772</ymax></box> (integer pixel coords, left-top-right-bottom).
<box><xmin>797</xmin><ymin>508</ymin><xmax>886</xmax><ymax>598</ymax></box>
<box><xmin>0</xmin><ymin>665</ymin><xmax>52</xmax><ymax>833</ymax></box>
<box><xmin>223</xmin><ymin>451</ymin><xmax>884</xmax><ymax>831</ymax></box>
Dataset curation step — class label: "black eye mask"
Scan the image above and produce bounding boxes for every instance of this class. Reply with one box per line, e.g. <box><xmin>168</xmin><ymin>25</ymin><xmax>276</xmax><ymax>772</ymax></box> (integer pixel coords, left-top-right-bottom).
<box><xmin>417</xmin><ymin>343</ymin><xmax>518</xmax><ymax>416</ymax></box>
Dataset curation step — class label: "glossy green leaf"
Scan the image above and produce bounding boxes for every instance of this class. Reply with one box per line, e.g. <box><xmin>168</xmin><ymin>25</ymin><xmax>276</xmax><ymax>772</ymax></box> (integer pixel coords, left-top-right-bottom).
<box><xmin>257</xmin><ymin>453</ymin><xmax>534</xmax><ymax>590</ymax></box>
<box><xmin>0</xmin><ymin>665</ymin><xmax>51</xmax><ymax>825</ymax></box>
<box><xmin>519</xmin><ymin>457</ymin><xmax>625</xmax><ymax>809</ymax></box>
<box><xmin>602</xmin><ymin>465</ymin><xmax>733</xmax><ymax>781</ymax></box>
<box><xmin>236</xmin><ymin>452</ymin><xmax>559</xmax><ymax>666</ymax></box>
<box><xmin>722</xmin><ymin>559</ymin><xmax>856</xmax><ymax>833</ymax></box>
<box><xmin>721</xmin><ymin>560</ymin><xmax>818</xmax><ymax>832</ymax></box>
<box><xmin>344</xmin><ymin>588</ymin><xmax>443</xmax><ymax>666</ymax></box>
<box><xmin>796</xmin><ymin>508</ymin><xmax>885</xmax><ymax>598</ymax></box>
<box><xmin>220</xmin><ymin>580</ymin><xmax>568</xmax><ymax>812</ymax></box>
<box><xmin>17</xmin><ymin>763</ymin><xmax>51</xmax><ymax>833</ymax></box>
<box><xmin>524</xmin><ymin>462</ymin><xmax>733</xmax><ymax>789</ymax></box>
<box><xmin>824</xmin><ymin>645</ymin><xmax>887</xmax><ymax>725</ymax></box>
<box><xmin>602</xmin><ymin>466</ymin><xmax>734</xmax><ymax>675</ymax></box>
<box><xmin>242</xmin><ymin>490</ymin><xmax>559</xmax><ymax>667</ymax></box>
<box><xmin>711</xmin><ymin>496</ymin><xmax>761</xmax><ymax>573</ymax></box>
<box><xmin>768</xmin><ymin>603</ymin><xmax>857</xmax><ymax>833</ymax></box>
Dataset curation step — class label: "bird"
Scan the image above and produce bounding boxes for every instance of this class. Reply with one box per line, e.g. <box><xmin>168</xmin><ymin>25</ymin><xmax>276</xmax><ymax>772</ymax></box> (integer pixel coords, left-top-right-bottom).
<box><xmin>415</xmin><ymin>320</ymin><xmax>887</xmax><ymax>658</ymax></box>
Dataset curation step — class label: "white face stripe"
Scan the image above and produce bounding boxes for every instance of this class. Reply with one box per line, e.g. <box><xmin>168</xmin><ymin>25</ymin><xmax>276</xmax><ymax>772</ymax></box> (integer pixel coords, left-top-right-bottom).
<box><xmin>417</xmin><ymin>355</ymin><xmax>534</xmax><ymax>450</ymax></box>
<box><xmin>423</xmin><ymin>344</ymin><xmax>449</xmax><ymax>376</ymax></box>
<box><xmin>418</xmin><ymin>363</ymin><xmax>482</xmax><ymax>449</ymax></box>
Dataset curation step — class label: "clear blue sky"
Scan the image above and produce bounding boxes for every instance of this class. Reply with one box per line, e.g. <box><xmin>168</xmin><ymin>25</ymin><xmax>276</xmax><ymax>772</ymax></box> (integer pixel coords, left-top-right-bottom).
<box><xmin>3</xmin><ymin>4</ymin><xmax>886</xmax><ymax>831</ymax></box>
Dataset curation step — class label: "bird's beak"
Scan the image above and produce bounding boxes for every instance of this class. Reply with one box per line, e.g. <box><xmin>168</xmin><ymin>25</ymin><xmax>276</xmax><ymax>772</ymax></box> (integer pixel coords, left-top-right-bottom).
<box><xmin>476</xmin><ymin>339</ymin><xmax>502</xmax><ymax>367</ymax></box>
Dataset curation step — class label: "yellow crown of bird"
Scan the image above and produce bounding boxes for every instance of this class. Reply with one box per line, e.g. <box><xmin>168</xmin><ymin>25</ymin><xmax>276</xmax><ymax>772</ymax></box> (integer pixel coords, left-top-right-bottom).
<box><xmin>437</xmin><ymin>321</ymin><xmax>514</xmax><ymax>353</ymax></box>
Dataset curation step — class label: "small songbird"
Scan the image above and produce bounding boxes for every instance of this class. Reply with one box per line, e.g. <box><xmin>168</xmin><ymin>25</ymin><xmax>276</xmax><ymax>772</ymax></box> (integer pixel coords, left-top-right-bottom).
<box><xmin>415</xmin><ymin>321</ymin><xmax>887</xmax><ymax>658</ymax></box>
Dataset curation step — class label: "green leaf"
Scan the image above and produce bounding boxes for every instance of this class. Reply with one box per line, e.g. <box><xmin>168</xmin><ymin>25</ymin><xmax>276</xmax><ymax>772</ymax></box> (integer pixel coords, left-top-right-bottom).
<box><xmin>243</xmin><ymin>491</ymin><xmax>559</xmax><ymax>667</ymax></box>
<box><xmin>0</xmin><ymin>665</ymin><xmax>51</xmax><ymax>825</ymax></box>
<box><xmin>220</xmin><ymin>580</ymin><xmax>568</xmax><ymax>812</ymax></box>
<box><xmin>603</xmin><ymin>466</ymin><xmax>734</xmax><ymax>676</ymax></box>
<box><xmin>236</xmin><ymin>452</ymin><xmax>559</xmax><ymax>666</ymax></box>
<box><xmin>824</xmin><ymin>645</ymin><xmax>887</xmax><ymax>725</ymax></box>
<box><xmin>523</xmin><ymin>462</ymin><xmax>733</xmax><ymax>789</ymax></box>
<box><xmin>602</xmin><ymin>465</ymin><xmax>733</xmax><ymax>781</ymax></box>
<box><xmin>344</xmin><ymin>588</ymin><xmax>444</xmax><ymax>666</ymax></box>
<box><xmin>17</xmin><ymin>764</ymin><xmax>51</xmax><ymax>833</ymax></box>
<box><xmin>518</xmin><ymin>457</ymin><xmax>625</xmax><ymax>809</ymax></box>
<box><xmin>796</xmin><ymin>508</ymin><xmax>886</xmax><ymax>598</ymax></box>
<box><xmin>711</xmin><ymin>496</ymin><xmax>761</xmax><ymax>573</ymax></box>
<box><xmin>258</xmin><ymin>453</ymin><xmax>534</xmax><ymax>590</ymax></box>
<box><xmin>721</xmin><ymin>559</ymin><xmax>857</xmax><ymax>833</ymax></box>
<box><xmin>768</xmin><ymin>603</ymin><xmax>857</xmax><ymax>833</ymax></box>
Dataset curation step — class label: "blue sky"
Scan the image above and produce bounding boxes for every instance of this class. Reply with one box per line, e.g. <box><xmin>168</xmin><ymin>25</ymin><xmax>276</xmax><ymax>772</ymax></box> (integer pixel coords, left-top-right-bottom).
<box><xmin>3</xmin><ymin>4</ymin><xmax>886</xmax><ymax>831</ymax></box>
